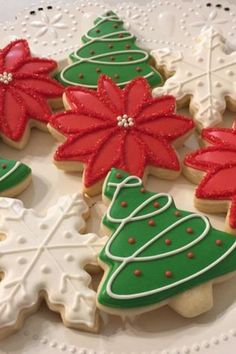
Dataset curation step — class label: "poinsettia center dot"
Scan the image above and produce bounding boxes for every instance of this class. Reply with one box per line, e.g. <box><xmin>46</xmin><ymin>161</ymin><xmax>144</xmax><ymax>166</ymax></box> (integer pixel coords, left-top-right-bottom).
<box><xmin>0</xmin><ymin>71</ymin><xmax>13</xmax><ymax>85</ymax></box>
<box><xmin>117</xmin><ymin>114</ymin><xmax>134</xmax><ymax>128</ymax></box>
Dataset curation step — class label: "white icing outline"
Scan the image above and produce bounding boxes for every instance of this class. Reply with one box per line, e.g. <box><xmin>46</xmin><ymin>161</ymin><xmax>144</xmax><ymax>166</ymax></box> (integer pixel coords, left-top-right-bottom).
<box><xmin>0</xmin><ymin>161</ymin><xmax>21</xmax><ymax>182</ymax></box>
<box><xmin>60</xmin><ymin>13</ymin><xmax>155</xmax><ymax>87</ymax></box>
<box><xmin>103</xmin><ymin>174</ymin><xmax>236</xmax><ymax>300</ymax></box>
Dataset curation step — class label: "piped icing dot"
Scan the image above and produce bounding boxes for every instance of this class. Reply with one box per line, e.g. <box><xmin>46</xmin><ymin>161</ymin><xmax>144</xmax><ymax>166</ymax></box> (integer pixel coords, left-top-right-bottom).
<box><xmin>64</xmin><ymin>231</ymin><xmax>72</xmax><ymax>238</ymax></box>
<box><xmin>140</xmin><ymin>188</ymin><xmax>145</xmax><ymax>193</ymax></box>
<box><xmin>96</xmin><ymin>68</ymin><xmax>101</xmax><ymax>73</ymax></box>
<box><xmin>153</xmin><ymin>202</ymin><xmax>160</xmax><ymax>208</ymax></box>
<box><xmin>187</xmin><ymin>252</ymin><xmax>194</xmax><ymax>259</ymax></box>
<box><xmin>17</xmin><ymin>257</ymin><xmax>27</xmax><ymax>265</ymax></box>
<box><xmin>165</xmin><ymin>238</ymin><xmax>171</xmax><ymax>245</ymax></box>
<box><xmin>17</xmin><ymin>236</ymin><xmax>26</xmax><ymax>244</ymax></box>
<box><xmin>40</xmin><ymin>223</ymin><xmax>48</xmax><ymax>230</ymax></box>
<box><xmin>120</xmin><ymin>201</ymin><xmax>127</xmax><ymax>207</ymax></box>
<box><xmin>165</xmin><ymin>270</ymin><xmax>172</xmax><ymax>278</ymax></box>
<box><xmin>148</xmin><ymin>219</ymin><xmax>155</xmax><ymax>226</ymax></box>
<box><xmin>117</xmin><ymin>114</ymin><xmax>134</xmax><ymax>128</ymax></box>
<box><xmin>79</xmin><ymin>73</ymin><xmax>84</xmax><ymax>79</ymax></box>
<box><xmin>1</xmin><ymin>164</ymin><xmax>7</xmax><ymax>169</ymax></box>
<box><xmin>115</xmin><ymin>172</ymin><xmax>122</xmax><ymax>179</ymax></box>
<box><xmin>174</xmin><ymin>210</ymin><xmax>181</xmax><ymax>216</ymax></box>
<box><xmin>186</xmin><ymin>227</ymin><xmax>193</xmax><ymax>234</ymax></box>
<box><xmin>128</xmin><ymin>56</ymin><xmax>133</xmax><ymax>61</ymax></box>
<box><xmin>128</xmin><ymin>237</ymin><xmax>136</xmax><ymax>244</ymax></box>
<box><xmin>216</xmin><ymin>239</ymin><xmax>222</xmax><ymax>246</ymax></box>
<box><xmin>136</xmin><ymin>66</ymin><xmax>142</xmax><ymax>72</ymax></box>
<box><xmin>41</xmin><ymin>265</ymin><xmax>51</xmax><ymax>273</ymax></box>
<box><xmin>65</xmin><ymin>254</ymin><xmax>74</xmax><ymax>262</ymax></box>
<box><xmin>0</xmin><ymin>72</ymin><xmax>13</xmax><ymax>85</ymax></box>
<box><xmin>133</xmin><ymin>269</ymin><xmax>142</xmax><ymax>277</ymax></box>
<box><xmin>125</xmin><ymin>44</ymin><xmax>131</xmax><ymax>49</ymax></box>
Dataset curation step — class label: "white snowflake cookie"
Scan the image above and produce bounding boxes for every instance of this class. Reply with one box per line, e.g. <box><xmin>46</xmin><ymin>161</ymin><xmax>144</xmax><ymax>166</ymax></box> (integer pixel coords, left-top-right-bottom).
<box><xmin>0</xmin><ymin>194</ymin><xmax>107</xmax><ymax>339</ymax></box>
<box><xmin>151</xmin><ymin>27</ymin><xmax>236</xmax><ymax>129</ymax></box>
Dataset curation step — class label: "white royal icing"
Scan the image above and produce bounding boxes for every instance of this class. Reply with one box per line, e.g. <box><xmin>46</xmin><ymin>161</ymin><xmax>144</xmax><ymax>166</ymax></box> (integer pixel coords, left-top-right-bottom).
<box><xmin>104</xmin><ymin>174</ymin><xmax>236</xmax><ymax>300</ymax></box>
<box><xmin>60</xmin><ymin>13</ymin><xmax>154</xmax><ymax>88</ymax></box>
<box><xmin>0</xmin><ymin>161</ymin><xmax>21</xmax><ymax>182</ymax></box>
<box><xmin>151</xmin><ymin>27</ymin><xmax>236</xmax><ymax>128</ymax></box>
<box><xmin>0</xmin><ymin>194</ymin><xmax>107</xmax><ymax>330</ymax></box>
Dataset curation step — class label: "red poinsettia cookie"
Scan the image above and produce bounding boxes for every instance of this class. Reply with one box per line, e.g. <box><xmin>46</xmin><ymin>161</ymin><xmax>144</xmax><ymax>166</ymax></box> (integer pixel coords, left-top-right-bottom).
<box><xmin>49</xmin><ymin>75</ymin><xmax>194</xmax><ymax>195</ymax></box>
<box><xmin>0</xmin><ymin>39</ymin><xmax>63</xmax><ymax>148</ymax></box>
<box><xmin>184</xmin><ymin>121</ymin><xmax>236</xmax><ymax>234</ymax></box>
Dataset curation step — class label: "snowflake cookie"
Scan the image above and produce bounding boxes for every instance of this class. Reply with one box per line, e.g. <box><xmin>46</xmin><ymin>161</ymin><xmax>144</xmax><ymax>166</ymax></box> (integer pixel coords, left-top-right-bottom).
<box><xmin>0</xmin><ymin>39</ymin><xmax>63</xmax><ymax>149</ymax></box>
<box><xmin>48</xmin><ymin>75</ymin><xmax>194</xmax><ymax>196</ymax></box>
<box><xmin>97</xmin><ymin>168</ymin><xmax>236</xmax><ymax>318</ymax></box>
<box><xmin>0</xmin><ymin>194</ymin><xmax>107</xmax><ymax>339</ymax></box>
<box><xmin>184</xmin><ymin>121</ymin><xmax>236</xmax><ymax>234</ymax></box>
<box><xmin>151</xmin><ymin>27</ymin><xmax>236</xmax><ymax>130</ymax></box>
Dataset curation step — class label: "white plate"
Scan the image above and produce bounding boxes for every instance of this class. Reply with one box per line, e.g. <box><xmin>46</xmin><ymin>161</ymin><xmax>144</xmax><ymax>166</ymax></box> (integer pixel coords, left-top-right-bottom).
<box><xmin>1</xmin><ymin>1</ymin><xmax>236</xmax><ymax>353</ymax></box>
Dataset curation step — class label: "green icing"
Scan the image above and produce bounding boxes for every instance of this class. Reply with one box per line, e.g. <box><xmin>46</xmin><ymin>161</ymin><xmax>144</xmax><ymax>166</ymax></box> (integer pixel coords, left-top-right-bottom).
<box><xmin>98</xmin><ymin>168</ymin><xmax>236</xmax><ymax>309</ymax></box>
<box><xmin>0</xmin><ymin>158</ymin><xmax>31</xmax><ymax>193</ymax></box>
<box><xmin>57</xmin><ymin>11</ymin><xmax>163</xmax><ymax>88</ymax></box>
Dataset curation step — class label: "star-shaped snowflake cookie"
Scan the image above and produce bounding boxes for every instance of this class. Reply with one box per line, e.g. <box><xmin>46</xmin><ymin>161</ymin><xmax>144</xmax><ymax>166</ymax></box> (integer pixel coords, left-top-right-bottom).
<box><xmin>0</xmin><ymin>194</ymin><xmax>107</xmax><ymax>338</ymax></box>
<box><xmin>152</xmin><ymin>27</ymin><xmax>236</xmax><ymax>129</ymax></box>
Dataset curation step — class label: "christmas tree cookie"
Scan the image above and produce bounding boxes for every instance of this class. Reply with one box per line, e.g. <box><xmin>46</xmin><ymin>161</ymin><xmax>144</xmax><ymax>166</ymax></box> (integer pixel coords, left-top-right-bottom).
<box><xmin>152</xmin><ymin>28</ymin><xmax>236</xmax><ymax>130</ymax></box>
<box><xmin>0</xmin><ymin>194</ymin><xmax>107</xmax><ymax>339</ymax></box>
<box><xmin>97</xmin><ymin>168</ymin><xmax>236</xmax><ymax>318</ymax></box>
<box><xmin>0</xmin><ymin>157</ymin><xmax>31</xmax><ymax>197</ymax></box>
<box><xmin>56</xmin><ymin>11</ymin><xmax>163</xmax><ymax>88</ymax></box>
<box><xmin>49</xmin><ymin>75</ymin><xmax>194</xmax><ymax>196</ymax></box>
<box><xmin>0</xmin><ymin>39</ymin><xmax>63</xmax><ymax>149</ymax></box>
<box><xmin>184</xmin><ymin>121</ymin><xmax>236</xmax><ymax>235</ymax></box>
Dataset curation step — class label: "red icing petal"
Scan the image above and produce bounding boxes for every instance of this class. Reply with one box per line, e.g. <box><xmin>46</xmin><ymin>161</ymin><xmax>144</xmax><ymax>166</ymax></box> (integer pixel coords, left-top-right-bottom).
<box><xmin>138</xmin><ymin>95</ymin><xmax>176</xmax><ymax>119</ymax></box>
<box><xmin>140</xmin><ymin>133</ymin><xmax>180</xmax><ymax>170</ymax></box>
<box><xmin>196</xmin><ymin>164</ymin><xmax>236</xmax><ymax>199</ymax></box>
<box><xmin>202</xmin><ymin>127</ymin><xmax>236</xmax><ymax>148</ymax></box>
<box><xmin>137</xmin><ymin>114</ymin><xmax>194</xmax><ymax>140</ymax></box>
<box><xmin>14</xmin><ymin>87</ymin><xmax>51</xmax><ymax>123</ymax></box>
<box><xmin>121</xmin><ymin>132</ymin><xmax>146</xmax><ymax>177</ymax></box>
<box><xmin>14</xmin><ymin>75</ymin><xmax>63</xmax><ymax>97</ymax></box>
<box><xmin>0</xmin><ymin>87</ymin><xmax>27</xmax><ymax>140</ymax></box>
<box><xmin>98</xmin><ymin>75</ymin><xmax>124</xmax><ymax>114</ymax></box>
<box><xmin>65</xmin><ymin>86</ymin><xmax>116</xmax><ymax>121</ymax></box>
<box><xmin>50</xmin><ymin>111</ymin><xmax>114</xmax><ymax>135</ymax></box>
<box><xmin>55</xmin><ymin>127</ymin><xmax>117</xmax><ymax>160</ymax></box>
<box><xmin>123</xmin><ymin>77</ymin><xmax>150</xmax><ymax>117</ymax></box>
<box><xmin>84</xmin><ymin>130</ymin><xmax>124</xmax><ymax>187</ymax></box>
<box><xmin>229</xmin><ymin>197</ymin><xmax>236</xmax><ymax>229</ymax></box>
<box><xmin>16</xmin><ymin>57</ymin><xmax>57</xmax><ymax>75</ymax></box>
<box><xmin>2</xmin><ymin>40</ymin><xmax>29</xmax><ymax>72</ymax></box>
<box><xmin>185</xmin><ymin>146</ymin><xmax>236</xmax><ymax>170</ymax></box>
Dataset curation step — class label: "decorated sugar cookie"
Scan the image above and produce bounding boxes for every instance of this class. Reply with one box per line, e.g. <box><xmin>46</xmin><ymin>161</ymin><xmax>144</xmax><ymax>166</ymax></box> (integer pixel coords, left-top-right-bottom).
<box><xmin>56</xmin><ymin>11</ymin><xmax>163</xmax><ymax>88</ymax></box>
<box><xmin>0</xmin><ymin>157</ymin><xmax>31</xmax><ymax>197</ymax></box>
<box><xmin>97</xmin><ymin>168</ymin><xmax>236</xmax><ymax>318</ymax></box>
<box><xmin>48</xmin><ymin>75</ymin><xmax>194</xmax><ymax>196</ymax></box>
<box><xmin>152</xmin><ymin>27</ymin><xmax>236</xmax><ymax>130</ymax></box>
<box><xmin>0</xmin><ymin>194</ymin><xmax>107</xmax><ymax>339</ymax></box>
<box><xmin>0</xmin><ymin>39</ymin><xmax>63</xmax><ymax>149</ymax></box>
<box><xmin>184</xmin><ymin>121</ymin><xmax>236</xmax><ymax>234</ymax></box>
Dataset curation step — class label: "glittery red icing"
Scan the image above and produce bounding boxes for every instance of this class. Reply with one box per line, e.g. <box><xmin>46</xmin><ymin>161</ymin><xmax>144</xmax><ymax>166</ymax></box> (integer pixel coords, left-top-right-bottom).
<box><xmin>50</xmin><ymin>75</ymin><xmax>194</xmax><ymax>188</ymax></box>
<box><xmin>184</xmin><ymin>124</ymin><xmax>236</xmax><ymax>228</ymax></box>
<box><xmin>0</xmin><ymin>39</ymin><xmax>63</xmax><ymax>141</ymax></box>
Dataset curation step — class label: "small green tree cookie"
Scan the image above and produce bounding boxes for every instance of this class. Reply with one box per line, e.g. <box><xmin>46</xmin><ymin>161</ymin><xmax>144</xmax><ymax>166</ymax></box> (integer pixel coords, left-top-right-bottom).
<box><xmin>57</xmin><ymin>11</ymin><xmax>162</xmax><ymax>88</ymax></box>
<box><xmin>97</xmin><ymin>168</ymin><xmax>236</xmax><ymax>317</ymax></box>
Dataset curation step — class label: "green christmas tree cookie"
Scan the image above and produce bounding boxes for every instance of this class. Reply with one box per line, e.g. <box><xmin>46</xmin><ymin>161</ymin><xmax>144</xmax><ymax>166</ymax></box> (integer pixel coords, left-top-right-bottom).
<box><xmin>0</xmin><ymin>157</ymin><xmax>31</xmax><ymax>197</ymax></box>
<box><xmin>57</xmin><ymin>11</ymin><xmax>163</xmax><ymax>88</ymax></box>
<box><xmin>97</xmin><ymin>168</ymin><xmax>236</xmax><ymax>318</ymax></box>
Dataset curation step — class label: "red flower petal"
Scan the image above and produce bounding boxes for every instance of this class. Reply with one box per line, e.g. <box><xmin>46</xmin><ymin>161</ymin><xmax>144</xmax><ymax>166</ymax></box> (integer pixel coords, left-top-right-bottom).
<box><xmin>98</xmin><ymin>75</ymin><xmax>124</xmax><ymax>114</ymax></box>
<box><xmin>84</xmin><ymin>131</ymin><xmax>125</xmax><ymax>187</ymax></box>
<box><xmin>16</xmin><ymin>57</ymin><xmax>57</xmax><ymax>75</ymax></box>
<box><xmin>196</xmin><ymin>164</ymin><xmax>236</xmax><ymax>199</ymax></box>
<box><xmin>50</xmin><ymin>111</ymin><xmax>114</xmax><ymax>135</ymax></box>
<box><xmin>202</xmin><ymin>127</ymin><xmax>236</xmax><ymax>148</ymax></box>
<box><xmin>123</xmin><ymin>77</ymin><xmax>151</xmax><ymax>117</ymax></box>
<box><xmin>2</xmin><ymin>40</ymin><xmax>29</xmax><ymax>72</ymax></box>
<box><xmin>121</xmin><ymin>131</ymin><xmax>146</xmax><ymax>177</ymax></box>
<box><xmin>185</xmin><ymin>146</ymin><xmax>236</xmax><ymax>170</ymax></box>
<box><xmin>14</xmin><ymin>87</ymin><xmax>51</xmax><ymax>123</ymax></box>
<box><xmin>137</xmin><ymin>114</ymin><xmax>194</xmax><ymax>140</ymax></box>
<box><xmin>138</xmin><ymin>95</ymin><xmax>176</xmax><ymax>119</ymax></box>
<box><xmin>13</xmin><ymin>75</ymin><xmax>63</xmax><ymax>97</ymax></box>
<box><xmin>65</xmin><ymin>86</ymin><xmax>116</xmax><ymax>121</ymax></box>
<box><xmin>0</xmin><ymin>87</ymin><xmax>27</xmax><ymax>140</ymax></box>
<box><xmin>55</xmin><ymin>127</ymin><xmax>117</xmax><ymax>160</ymax></box>
<box><xmin>229</xmin><ymin>197</ymin><xmax>236</xmax><ymax>229</ymax></box>
<box><xmin>140</xmin><ymin>133</ymin><xmax>180</xmax><ymax>170</ymax></box>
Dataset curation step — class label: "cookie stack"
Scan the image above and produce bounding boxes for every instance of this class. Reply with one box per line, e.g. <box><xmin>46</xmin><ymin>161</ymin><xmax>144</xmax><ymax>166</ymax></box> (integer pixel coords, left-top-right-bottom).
<box><xmin>1</xmin><ymin>10</ymin><xmax>236</xmax><ymax>340</ymax></box>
